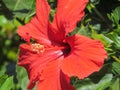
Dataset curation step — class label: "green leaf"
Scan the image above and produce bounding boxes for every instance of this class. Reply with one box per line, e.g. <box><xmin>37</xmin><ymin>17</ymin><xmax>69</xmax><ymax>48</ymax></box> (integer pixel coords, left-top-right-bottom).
<box><xmin>13</xmin><ymin>18</ymin><xmax>22</xmax><ymax>27</ymax></box>
<box><xmin>90</xmin><ymin>0</ymin><xmax>100</xmax><ymax>5</ymax></box>
<box><xmin>108</xmin><ymin>33</ymin><xmax>120</xmax><ymax>50</ymax></box>
<box><xmin>76</xmin><ymin>74</ymin><xmax>112</xmax><ymax>90</ymax></box>
<box><xmin>2</xmin><ymin>0</ymin><xmax>35</xmax><ymax>18</ymax></box>
<box><xmin>91</xmin><ymin>30</ymin><xmax>113</xmax><ymax>46</ymax></box>
<box><xmin>70</xmin><ymin>25</ymin><xmax>91</xmax><ymax>37</ymax></box>
<box><xmin>0</xmin><ymin>63</ymin><xmax>7</xmax><ymax>76</ymax></box>
<box><xmin>0</xmin><ymin>75</ymin><xmax>8</xmax><ymax>87</ymax></box>
<box><xmin>112</xmin><ymin>62</ymin><xmax>120</xmax><ymax>74</ymax></box>
<box><xmin>3</xmin><ymin>21</ymin><xmax>15</xmax><ymax>30</ymax></box>
<box><xmin>112</xmin><ymin>7</ymin><xmax>120</xmax><ymax>24</ymax></box>
<box><xmin>0</xmin><ymin>15</ymin><xmax>7</xmax><ymax>26</ymax></box>
<box><xmin>7</xmin><ymin>50</ymin><xmax>17</xmax><ymax>61</ymax></box>
<box><xmin>110</xmin><ymin>78</ymin><xmax>120</xmax><ymax>90</ymax></box>
<box><xmin>16</xmin><ymin>66</ymin><xmax>28</xmax><ymax>89</ymax></box>
<box><xmin>107</xmin><ymin>6</ymin><xmax>120</xmax><ymax>25</ymax></box>
<box><xmin>95</xmin><ymin>74</ymin><xmax>113</xmax><ymax>90</ymax></box>
<box><xmin>0</xmin><ymin>76</ymin><xmax>14</xmax><ymax>90</ymax></box>
<box><xmin>73</xmin><ymin>78</ymin><xmax>95</xmax><ymax>90</ymax></box>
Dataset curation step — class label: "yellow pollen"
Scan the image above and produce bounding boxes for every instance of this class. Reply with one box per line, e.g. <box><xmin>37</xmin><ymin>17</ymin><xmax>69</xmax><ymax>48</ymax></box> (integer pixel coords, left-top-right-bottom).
<box><xmin>31</xmin><ymin>43</ymin><xmax>45</xmax><ymax>53</ymax></box>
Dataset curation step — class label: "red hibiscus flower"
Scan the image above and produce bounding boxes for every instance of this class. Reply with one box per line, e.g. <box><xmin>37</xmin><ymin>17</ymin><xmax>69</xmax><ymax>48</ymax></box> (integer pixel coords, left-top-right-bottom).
<box><xmin>17</xmin><ymin>0</ymin><xmax>107</xmax><ymax>90</ymax></box>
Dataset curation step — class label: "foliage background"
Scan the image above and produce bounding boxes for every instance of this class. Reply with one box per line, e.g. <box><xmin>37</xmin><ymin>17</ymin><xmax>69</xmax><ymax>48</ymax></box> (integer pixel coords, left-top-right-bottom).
<box><xmin>0</xmin><ymin>0</ymin><xmax>120</xmax><ymax>90</ymax></box>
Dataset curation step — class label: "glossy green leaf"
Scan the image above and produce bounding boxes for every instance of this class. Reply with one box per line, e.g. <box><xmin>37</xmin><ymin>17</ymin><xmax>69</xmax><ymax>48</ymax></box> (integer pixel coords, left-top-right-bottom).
<box><xmin>112</xmin><ymin>62</ymin><xmax>120</xmax><ymax>74</ymax></box>
<box><xmin>95</xmin><ymin>74</ymin><xmax>113</xmax><ymax>90</ymax></box>
<box><xmin>91</xmin><ymin>30</ymin><xmax>113</xmax><ymax>46</ymax></box>
<box><xmin>13</xmin><ymin>18</ymin><xmax>22</xmax><ymax>27</ymax></box>
<box><xmin>108</xmin><ymin>33</ymin><xmax>120</xmax><ymax>50</ymax></box>
<box><xmin>76</xmin><ymin>74</ymin><xmax>112</xmax><ymax>90</ymax></box>
<box><xmin>107</xmin><ymin>6</ymin><xmax>120</xmax><ymax>26</ymax></box>
<box><xmin>70</xmin><ymin>25</ymin><xmax>91</xmax><ymax>37</ymax></box>
<box><xmin>90</xmin><ymin>0</ymin><xmax>100</xmax><ymax>5</ymax></box>
<box><xmin>16</xmin><ymin>66</ymin><xmax>28</xmax><ymax>89</ymax></box>
<box><xmin>2</xmin><ymin>0</ymin><xmax>35</xmax><ymax>18</ymax></box>
<box><xmin>0</xmin><ymin>15</ymin><xmax>7</xmax><ymax>26</ymax></box>
<box><xmin>0</xmin><ymin>76</ymin><xmax>14</xmax><ymax>90</ymax></box>
<box><xmin>0</xmin><ymin>75</ymin><xmax>8</xmax><ymax>87</ymax></box>
<box><xmin>110</xmin><ymin>78</ymin><xmax>120</xmax><ymax>90</ymax></box>
<box><xmin>73</xmin><ymin>78</ymin><xmax>95</xmax><ymax>90</ymax></box>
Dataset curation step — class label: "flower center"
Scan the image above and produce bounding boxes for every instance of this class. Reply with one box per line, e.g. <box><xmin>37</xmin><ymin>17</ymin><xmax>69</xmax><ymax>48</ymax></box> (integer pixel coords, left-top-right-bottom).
<box><xmin>62</xmin><ymin>43</ymin><xmax>71</xmax><ymax>56</ymax></box>
<box><xmin>31</xmin><ymin>43</ymin><xmax>45</xmax><ymax>53</ymax></box>
<box><xmin>30</xmin><ymin>42</ymin><xmax>71</xmax><ymax>56</ymax></box>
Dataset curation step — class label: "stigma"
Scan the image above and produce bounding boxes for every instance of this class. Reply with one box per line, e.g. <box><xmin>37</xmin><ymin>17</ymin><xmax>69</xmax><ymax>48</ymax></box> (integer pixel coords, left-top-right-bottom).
<box><xmin>31</xmin><ymin>43</ymin><xmax>45</xmax><ymax>53</ymax></box>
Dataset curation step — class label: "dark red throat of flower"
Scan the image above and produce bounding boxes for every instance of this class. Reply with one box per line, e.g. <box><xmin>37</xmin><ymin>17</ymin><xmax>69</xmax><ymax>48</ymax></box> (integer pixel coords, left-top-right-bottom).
<box><xmin>62</xmin><ymin>43</ymin><xmax>71</xmax><ymax>57</ymax></box>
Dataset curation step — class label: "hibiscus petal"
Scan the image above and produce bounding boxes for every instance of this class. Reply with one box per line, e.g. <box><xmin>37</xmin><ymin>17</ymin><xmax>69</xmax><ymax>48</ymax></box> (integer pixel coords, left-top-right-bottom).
<box><xmin>37</xmin><ymin>60</ymin><xmax>75</xmax><ymax>90</ymax></box>
<box><xmin>18</xmin><ymin>44</ymin><xmax>64</xmax><ymax>89</ymax></box>
<box><xmin>51</xmin><ymin>0</ymin><xmax>88</xmax><ymax>36</ymax></box>
<box><xmin>17</xmin><ymin>0</ymin><xmax>51</xmax><ymax>46</ymax></box>
<box><xmin>61</xmin><ymin>34</ymin><xmax>107</xmax><ymax>79</ymax></box>
<box><xmin>36</xmin><ymin>0</ymin><xmax>50</xmax><ymax>27</ymax></box>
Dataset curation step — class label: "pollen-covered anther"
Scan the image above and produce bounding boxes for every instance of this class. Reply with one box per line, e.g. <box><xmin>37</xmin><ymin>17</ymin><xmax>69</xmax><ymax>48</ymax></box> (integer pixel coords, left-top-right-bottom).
<box><xmin>31</xmin><ymin>43</ymin><xmax>45</xmax><ymax>53</ymax></box>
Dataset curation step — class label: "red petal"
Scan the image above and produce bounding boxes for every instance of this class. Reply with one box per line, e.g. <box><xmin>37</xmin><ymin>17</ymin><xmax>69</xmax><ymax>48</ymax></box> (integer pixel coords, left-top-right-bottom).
<box><xmin>36</xmin><ymin>0</ymin><xmax>50</xmax><ymax>27</ymax></box>
<box><xmin>61</xmin><ymin>34</ymin><xmax>107</xmax><ymax>79</ymax></box>
<box><xmin>17</xmin><ymin>0</ymin><xmax>51</xmax><ymax>46</ymax></box>
<box><xmin>51</xmin><ymin>0</ymin><xmax>88</xmax><ymax>37</ymax></box>
<box><xmin>37</xmin><ymin>60</ymin><xmax>75</xmax><ymax>90</ymax></box>
<box><xmin>18</xmin><ymin>44</ymin><xmax>64</xmax><ymax>89</ymax></box>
